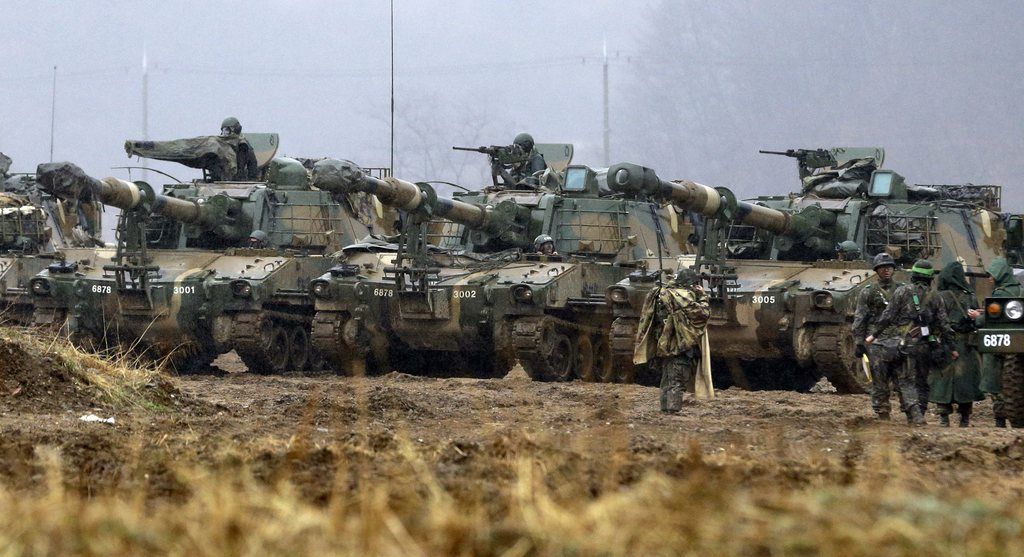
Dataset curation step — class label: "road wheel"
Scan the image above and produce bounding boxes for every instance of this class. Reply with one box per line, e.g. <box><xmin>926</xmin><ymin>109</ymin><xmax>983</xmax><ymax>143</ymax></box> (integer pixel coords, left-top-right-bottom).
<box><xmin>577</xmin><ymin>335</ymin><xmax>597</xmax><ymax>382</ymax></box>
<box><xmin>240</xmin><ymin>323</ymin><xmax>291</xmax><ymax>374</ymax></box>
<box><xmin>1004</xmin><ymin>354</ymin><xmax>1024</xmax><ymax>428</ymax></box>
<box><xmin>523</xmin><ymin>325</ymin><xmax>577</xmax><ymax>382</ymax></box>
<box><xmin>814</xmin><ymin>326</ymin><xmax>868</xmax><ymax>394</ymax></box>
<box><xmin>288</xmin><ymin>325</ymin><xmax>311</xmax><ymax>371</ymax></box>
<box><xmin>591</xmin><ymin>336</ymin><xmax>614</xmax><ymax>383</ymax></box>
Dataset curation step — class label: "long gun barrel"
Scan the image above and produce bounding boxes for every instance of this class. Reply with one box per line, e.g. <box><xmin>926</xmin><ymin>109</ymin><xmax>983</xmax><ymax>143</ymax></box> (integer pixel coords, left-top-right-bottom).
<box><xmin>606</xmin><ymin>162</ymin><xmax>831</xmax><ymax>240</ymax></box>
<box><xmin>311</xmin><ymin>159</ymin><xmax>522</xmax><ymax>238</ymax></box>
<box><xmin>36</xmin><ymin>162</ymin><xmax>241</xmax><ymax>234</ymax></box>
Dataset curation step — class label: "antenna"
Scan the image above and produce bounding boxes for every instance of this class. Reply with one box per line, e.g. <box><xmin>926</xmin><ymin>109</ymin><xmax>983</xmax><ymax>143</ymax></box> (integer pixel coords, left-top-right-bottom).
<box><xmin>602</xmin><ymin>38</ymin><xmax>610</xmax><ymax>167</ymax></box>
<box><xmin>142</xmin><ymin>47</ymin><xmax>149</xmax><ymax>181</ymax></box>
<box><xmin>390</xmin><ymin>0</ymin><xmax>396</xmax><ymax>174</ymax></box>
<box><xmin>49</xmin><ymin>66</ymin><xmax>57</xmax><ymax>162</ymax></box>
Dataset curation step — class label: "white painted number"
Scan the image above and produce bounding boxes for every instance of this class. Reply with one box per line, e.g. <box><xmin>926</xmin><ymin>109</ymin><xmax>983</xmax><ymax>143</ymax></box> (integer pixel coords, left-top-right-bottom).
<box><xmin>983</xmin><ymin>334</ymin><xmax>1013</xmax><ymax>348</ymax></box>
<box><xmin>91</xmin><ymin>285</ymin><xmax>112</xmax><ymax>294</ymax></box>
<box><xmin>752</xmin><ymin>295</ymin><xmax>776</xmax><ymax>304</ymax></box>
<box><xmin>173</xmin><ymin>286</ymin><xmax>196</xmax><ymax>295</ymax></box>
<box><xmin>452</xmin><ymin>290</ymin><xmax>477</xmax><ymax>299</ymax></box>
<box><xmin>373</xmin><ymin>288</ymin><xmax>394</xmax><ymax>297</ymax></box>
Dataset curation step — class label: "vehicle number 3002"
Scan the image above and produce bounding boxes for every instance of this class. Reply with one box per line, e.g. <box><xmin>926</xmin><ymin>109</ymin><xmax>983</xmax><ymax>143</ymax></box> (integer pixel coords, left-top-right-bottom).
<box><xmin>982</xmin><ymin>334</ymin><xmax>1013</xmax><ymax>348</ymax></box>
<box><xmin>752</xmin><ymin>295</ymin><xmax>776</xmax><ymax>304</ymax></box>
<box><xmin>452</xmin><ymin>290</ymin><xmax>477</xmax><ymax>299</ymax></box>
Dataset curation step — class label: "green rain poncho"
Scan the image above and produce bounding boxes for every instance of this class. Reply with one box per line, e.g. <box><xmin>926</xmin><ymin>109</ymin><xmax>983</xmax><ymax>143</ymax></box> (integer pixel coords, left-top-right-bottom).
<box><xmin>929</xmin><ymin>262</ymin><xmax>984</xmax><ymax>404</ymax></box>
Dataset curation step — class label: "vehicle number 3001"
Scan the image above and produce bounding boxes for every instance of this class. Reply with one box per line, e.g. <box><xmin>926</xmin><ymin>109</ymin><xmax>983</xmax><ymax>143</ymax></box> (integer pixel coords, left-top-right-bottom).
<box><xmin>91</xmin><ymin>285</ymin><xmax>112</xmax><ymax>294</ymax></box>
<box><xmin>752</xmin><ymin>295</ymin><xmax>776</xmax><ymax>304</ymax></box>
<box><xmin>982</xmin><ymin>334</ymin><xmax>1013</xmax><ymax>348</ymax></box>
<box><xmin>173</xmin><ymin>286</ymin><xmax>196</xmax><ymax>295</ymax></box>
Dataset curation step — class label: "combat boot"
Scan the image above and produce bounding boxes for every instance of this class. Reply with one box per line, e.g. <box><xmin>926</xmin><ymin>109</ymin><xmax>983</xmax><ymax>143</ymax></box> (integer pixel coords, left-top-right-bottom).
<box><xmin>996</xmin><ymin>417</ymin><xmax>1007</xmax><ymax>428</ymax></box>
<box><xmin>938</xmin><ymin>414</ymin><xmax>950</xmax><ymax>427</ymax></box>
<box><xmin>959</xmin><ymin>414</ymin><xmax>970</xmax><ymax>428</ymax></box>
<box><xmin>876</xmin><ymin>412</ymin><xmax>891</xmax><ymax>421</ymax></box>
<box><xmin>908</xmin><ymin>406</ymin><xmax>926</xmax><ymax>426</ymax></box>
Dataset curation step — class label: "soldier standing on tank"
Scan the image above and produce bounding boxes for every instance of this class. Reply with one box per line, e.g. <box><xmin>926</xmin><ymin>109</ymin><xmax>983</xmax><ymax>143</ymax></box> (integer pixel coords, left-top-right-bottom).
<box><xmin>633</xmin><ymin>268</ymin><xmax>711</xmax><ymax>413</ymax></box>
<box><xmin>499</xmin><ymin>133</ymin><xmax>546</xmax><ymax>186</ymax></box>
<box><xmin>866</xmin><ymin>259</ymin><xmax>957</xmax><ymax>425</ymax></box>
<box><xmin>981</xmin><ymin>257</ymin><xmax>1023</xmax><ymax>428</ymax></box>
<box><xmin>929</xmin><ymin>261</ymin><xmax>985</xmax><ymax>427</ymax></box>
<box><xmin>853</xmin><ymin>253</ymin><xmax>903</xmax><ymax>420</ymax></box>
<box><xmin>219</xmin><ymin>117</ymin><xmax>259</xmax><ymax>181</ymax></box>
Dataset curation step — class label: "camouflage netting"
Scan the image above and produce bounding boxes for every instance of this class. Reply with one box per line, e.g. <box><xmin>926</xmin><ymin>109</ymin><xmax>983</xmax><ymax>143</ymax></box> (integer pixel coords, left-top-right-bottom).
<box><xmin>309</xmin><ymin>158</ymin><xmax>379</xmax><ymax>228</ymax></box>
<box><xmin>801</xmin><ymin>158</ymin><xmax>875</xmax><ymax>198</ymax></box>
<box><xmin>125</xmin><ymin>136</ymin><xmax>239</xmax><ymax>181</ymax></box>
<box><xmin>0</xmin><ymin>193</ymin><xmax>49</xmax><ymax>251</ymax></box>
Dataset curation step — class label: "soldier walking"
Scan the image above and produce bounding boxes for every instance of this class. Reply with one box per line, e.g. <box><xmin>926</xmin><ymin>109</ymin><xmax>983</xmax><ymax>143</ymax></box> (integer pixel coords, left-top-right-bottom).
<box><xmin>852</xmin><ymin>253</ymin><xmax>902</xmax><ymax>420</ymax></box>
<box><xmin>981</xmin><ymin>257</ymin><xmax>1022</xmax><ymax>428</ymax></box>
<box><xmin>929</xmin><ymin>261</ymin><xmax>985</xmax><ymax>427</ymax></box>
<box><xmin>633</xmin><ymin>268</ymin><xmax>711</xmax><ymax>413</ymax></box>
<box><xmin>866</xmin><ymin>259</ymin><xmax>956</xmax><ymax>425</ymax></box>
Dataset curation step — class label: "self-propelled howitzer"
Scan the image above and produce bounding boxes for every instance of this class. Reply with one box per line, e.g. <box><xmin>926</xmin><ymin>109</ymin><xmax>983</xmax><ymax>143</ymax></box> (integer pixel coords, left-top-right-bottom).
<box><xmin>309</xmin><ymin>160</ymin><xmax>737</xmax><ymax>381</ymax></box>
<box><xmin>30</xmin><ymin>158</ymin><xmax>388</xmax><ymax>373</ymax></box>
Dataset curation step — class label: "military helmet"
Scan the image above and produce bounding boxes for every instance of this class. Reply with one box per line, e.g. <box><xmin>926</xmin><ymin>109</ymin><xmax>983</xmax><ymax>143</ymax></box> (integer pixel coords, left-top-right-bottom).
<box><xmin>872</xmin><ymin>252</ymin><xmax>896</xmax><ymax>270</ymax></box>
<box><xmin>836</xmin><ymin>240</ymin><xmax>861</xmax><ymax>258</ymax></box>
<box><xmin>248</xmin><ymin>229</ymin><xmax>268</xmax><ymax>247</ymax></box>
<box><xmin>221</xmin><ymin>117</ymin><xmax>242</xmax><ymax>136</ymax></box>
<box><xmin>514</xmin><ymin>133</ymin><xmax>535</xmax><ymax>152</ymax></box>
<box><xmin>533</xmin><ymin>234</ymin><xmax>554</xmax><ymax>251</ymax></box>
<box><xmin>672</xmin><ymin>267</ymin><xmax>700</xmax><ymax>287</ymax></box>
<box><xmin>910</xmin><ymin>259</ymin><xmax>935</xmax><ymax>278</ymax></box>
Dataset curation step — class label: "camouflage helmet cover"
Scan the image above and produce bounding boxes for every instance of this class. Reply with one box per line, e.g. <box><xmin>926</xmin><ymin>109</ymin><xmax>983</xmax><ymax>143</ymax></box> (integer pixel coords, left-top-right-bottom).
<box><xmin>221</xmin><ymin>117</ymin><xmax>242</xmax><ymax>135</ymax></box>
<box><xmin>513</xmin><ymin>133</ymin><xmax>535</xmax><ymax>152</ymax></box>
<box><xmin>872</xmin><ymin>252</ymin><xmax>896</xmax><ymax>270</ymax></box>
<box><xmin>836</xmin><ymin>240</ymin><xmax>860</xmax><ymax>256</ymax></box>
<box><xmin>672</xmin><ymin>267</ymin><xmax>700</xmax><ymax>287</ymax></box>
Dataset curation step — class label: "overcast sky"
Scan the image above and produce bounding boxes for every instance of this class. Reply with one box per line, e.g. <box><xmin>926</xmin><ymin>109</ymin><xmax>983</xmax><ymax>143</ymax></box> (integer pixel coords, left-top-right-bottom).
<box><xmin>3</xmin><ymin>1</ymin><xmax>1023</xmax><ymax>211</ymax></box>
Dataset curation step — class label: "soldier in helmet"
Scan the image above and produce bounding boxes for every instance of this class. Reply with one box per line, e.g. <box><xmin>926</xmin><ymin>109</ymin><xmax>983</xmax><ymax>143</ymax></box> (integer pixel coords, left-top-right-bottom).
<box><xmin>534</xmin><ymin>234</ymin><xmax>557</xmax><ymax>255</ymax></box>
<box><xmin>502</xmin><ymin>133</ymin><xmax>547</xmax><ymax>186</ymax></box>
<box><xmin>248</xmin><ymin>229</ymin><xmax>269</xmax><ymax>249</ymax></box>
<box><xmin>835</xmin><ymin>241</ymin><xmax>862</xmax><ymax>261</ymax></box>
<box><xmin>867</xmin><ymin>259</ymin><xmax>957</xmax><ymax>424</ymax></box>
<box><xmin>852</xmin><ymin>253</ymin><xmax>903</xmax><ymax>419</ymax></box>
<box><xmin>219</xmin><ymin>117</ymin><xmax>259</xmax><ymax>181</ymax></box>
<box><xmin>634</xmin><ymin>268</ymin><xmax>711</xmax><ymax>413</ymax></box>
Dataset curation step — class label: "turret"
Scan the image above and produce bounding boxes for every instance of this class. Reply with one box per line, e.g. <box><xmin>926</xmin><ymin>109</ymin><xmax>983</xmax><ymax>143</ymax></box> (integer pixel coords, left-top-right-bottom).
<box><xmin>36</xmin><ymin>162</ymin><xmax>251</xmax><ymax>242</ymax></box>
<box><xmin>312</xmin><ymin>158</ymin><xmax>532</xmax><ymax>248</ymax></box>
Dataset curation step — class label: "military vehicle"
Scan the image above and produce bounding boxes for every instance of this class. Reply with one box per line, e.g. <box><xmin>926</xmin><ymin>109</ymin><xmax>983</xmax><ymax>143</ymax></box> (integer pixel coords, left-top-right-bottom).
<box><xmin>0</xmin><ymin>154</ymin><xmax>104</xmax><ymax>324</ymax></box>
<box><xmin>975</xmin><ymin>297</ymin><xmax>1024</xmax><ymax>427</ymax></box>
<box><xmin>29</xmin><ymin>135</ymin><xmax>389</xmax><ymax>373</ymax></box>
<box><xmin>608</xmin><ymin>147</ymin><xmax>1016</xmax><ymax>392</ymax></box>
<box><xmin>308</xmin><ymin>158</ymin><xmax>730</xmax><ymax>381</ymax></box>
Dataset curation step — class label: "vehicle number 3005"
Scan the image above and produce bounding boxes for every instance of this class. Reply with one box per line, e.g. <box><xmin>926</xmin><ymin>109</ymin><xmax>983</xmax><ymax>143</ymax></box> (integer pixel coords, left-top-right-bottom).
<box><xmin>752</xmin><ymin>295</ymin><xmax>776</xmax><ymax>304</ymax></box>
<box><xmin>982</xmin><ymin>334</ymin><xmax>1013</xmax><ymax>348</ymax></box>
<box><xmin>373</xmin><ymin>288</ymin><xmax>394</xmax><ymax>297</ymax></box>
<box><xmin>90</xmin><ymin>285</ymin><xmax>112</xmax><ymax>294</ymax></box>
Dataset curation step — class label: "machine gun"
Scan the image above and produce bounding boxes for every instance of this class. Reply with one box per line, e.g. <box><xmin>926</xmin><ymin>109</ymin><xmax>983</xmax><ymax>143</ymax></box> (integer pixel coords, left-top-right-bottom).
<box><xmin>453</xmin><ymin>144</ymin><xmax>532</xmax><ymax>187</ymax></box>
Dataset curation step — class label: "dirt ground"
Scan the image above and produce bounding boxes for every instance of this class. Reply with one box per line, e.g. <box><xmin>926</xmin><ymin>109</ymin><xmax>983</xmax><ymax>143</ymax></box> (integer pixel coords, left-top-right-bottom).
<box><xmin>2</xmin><ymin>346</ymin><xmax>1022</xmax><ymax>502</ymax></box>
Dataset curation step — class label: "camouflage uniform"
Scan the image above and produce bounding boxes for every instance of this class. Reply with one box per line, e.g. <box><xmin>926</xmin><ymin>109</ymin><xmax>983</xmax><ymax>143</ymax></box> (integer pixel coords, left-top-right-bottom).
<box><xmin>980</xmin><ymin>257</ymin><xmax>1024</xmax><ymax>426</ymax></box>
<box><xmin>851</xmin><ymin>270</ymin><xmax>902</xmax><ymax>417</ymax></box>
<box><xmin>634</xmin><ymin>270</ymin><xmax>711</xmax><ymax>413</ymax></box>
<box><xmin>871</xmin><ymin>261</ymin><xmax>954</xmax><ymax>424</ymax></box>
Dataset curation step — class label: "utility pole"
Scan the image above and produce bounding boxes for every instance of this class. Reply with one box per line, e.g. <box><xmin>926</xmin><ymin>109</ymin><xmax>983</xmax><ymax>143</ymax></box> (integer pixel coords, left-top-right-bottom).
<box><xmin>390</xmin><ymin>0</ymin><xmax>395</xmax><ymax>175</ymax></box>
<box><xmin>49</xmin><ymin>66</ymin><xmax>57</xmax><ymax>162</ymax></box>
<box><xmin>602</xmin><ymin>38</ymin><xmax>610</xmax><ymax>166</ymax></box>
<box><xmin>142</xmin><ymin>48</ymin><xmax>149</xmax><ymax>180</ymax></box>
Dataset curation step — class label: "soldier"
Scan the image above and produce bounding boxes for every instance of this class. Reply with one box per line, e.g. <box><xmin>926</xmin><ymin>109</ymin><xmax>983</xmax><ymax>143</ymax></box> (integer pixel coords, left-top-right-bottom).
<box><xmin>835</xmin><ymin>241</ymin><xmax>861</xmax><ymax>261</ymax></box>
<box><xmin>929</xmin><ymin>261</ymin><xmax>985</xmax><ymax>427</ymax></box>
<box><xmin>504</xmin><ymin>133</ymin><xmax>546</xmax><ymax>186</ymax></box>
<box><xmin>852</xmin><ymin>253</ymin><xmax>902</xmax><ymax>420</ymax></box>
<box><xmin>534</xmin><ymin>234</ymin><xmax>557</xmax><ymax>255</ymax></box>
<box><xmin>633</xmin><ymin>268</ymin><xmax>711</xmax><ymax>413</ymax></box>
<box><xmin>980</xmin><ymin>257</ymin><xmax>1022</xmax><ymax>427</ymax></box>
<box><xmin>248</xmin><ymin>229</ymin><xmax>269</xmax><ymax>249</ymax></box>
<box><xmin>866</xmin><ymin>259</ymin><xmax>956</xmax><ymax>424</ymax></box>
<box><xmin>219</xmin><ymin>117</ymin><xmax>259</xmax><ymax>181</ymax></box>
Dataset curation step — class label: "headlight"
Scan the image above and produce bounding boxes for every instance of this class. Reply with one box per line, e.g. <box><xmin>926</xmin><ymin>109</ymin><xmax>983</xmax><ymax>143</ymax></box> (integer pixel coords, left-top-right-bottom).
<box><xmin>312</xmin><ymin>280</ymin><xmax>330</xmax><ymax>299</ymax></box>
<box><xmin>812</xmin><ymin>291</ymin><xmax>834</xmax><ymax>309</ymax></box>
<box><xmin>1006</xmin><ymin>300</ymin><xmax>1024</xmax><ymax>320</ymax></box>
<box><xmin>231</xmin><ymin>280</ymin><xmax>252</xmax><ymax>298</ymax></box>
<box><xmin>607</xmin><ymin>286</ymin><xmax>629</xmax><ymax>304</ymax></box>
<box><xmin>511</xmin><ymin>285</ymin><xmax>533</xmax><ymax>303</ymax></box>
<box><xmin>30</xmin><ymin>278</ymin><xmax>51</xmax><ymax>296</ymax></box>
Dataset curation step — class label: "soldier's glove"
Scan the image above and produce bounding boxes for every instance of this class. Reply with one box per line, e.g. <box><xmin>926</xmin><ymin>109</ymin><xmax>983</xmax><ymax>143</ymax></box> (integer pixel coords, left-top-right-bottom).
<box><xmin>854</xmin><ymin>344</ymin><xmax>867</xmax><ymax>358</ymax></box>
